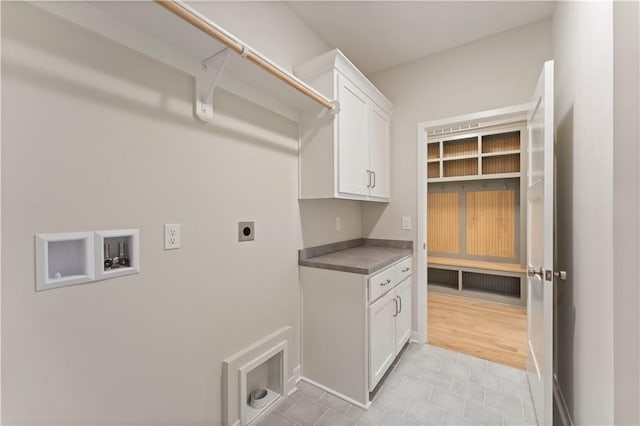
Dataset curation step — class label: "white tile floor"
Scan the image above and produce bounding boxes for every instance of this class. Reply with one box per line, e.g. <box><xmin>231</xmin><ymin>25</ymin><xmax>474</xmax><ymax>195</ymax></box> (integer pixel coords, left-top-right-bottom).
<box><xmin>257</xmin><ymin>343</ymin><xmax>538</xmax><ymax>426</ymax></box>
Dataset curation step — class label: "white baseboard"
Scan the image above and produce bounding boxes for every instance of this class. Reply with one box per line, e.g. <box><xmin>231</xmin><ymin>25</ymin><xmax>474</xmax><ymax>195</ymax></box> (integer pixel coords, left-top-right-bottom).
<box><xmin>300</xmin><ymin>376</ymin><xmax>370</xmax><ymax>410</ymax></box>
<box><xmin>553</xmin><ymin>374</ymin><xmax>574</xmax><ymax>426</ymax></box>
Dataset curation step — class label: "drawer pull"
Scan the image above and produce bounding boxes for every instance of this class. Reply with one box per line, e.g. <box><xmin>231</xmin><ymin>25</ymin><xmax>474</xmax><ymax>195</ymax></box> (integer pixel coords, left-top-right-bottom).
<box><xmin>401</xmin><ymin>267</ymin><xmax>410</xmax><ymax>273</ymax></box>
<box><xmin>380</xmin><ymin>278</ymin><xmax>391</xmax><ymax>286</ymax></box>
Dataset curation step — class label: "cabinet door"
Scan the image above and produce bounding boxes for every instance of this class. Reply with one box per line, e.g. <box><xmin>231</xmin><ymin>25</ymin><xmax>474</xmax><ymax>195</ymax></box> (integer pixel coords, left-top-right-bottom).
<box><xmin>369</xmin><ymin>104</ymin><xmax>391</xmax><ymax>199</ymax></box>
<box><xmin>337</xmin><ymin>74</ymin><xmax>370</xmax><ymax>197</ymax></box>
<box><xmin>369</xmin><ymin>291</ymin><xmax>397</xmax><ymax>391</ymax></box>
<box><xmin>394</xmin><ymin>279</ymin><xmax>412</xmax><ymax>352</ymax></box>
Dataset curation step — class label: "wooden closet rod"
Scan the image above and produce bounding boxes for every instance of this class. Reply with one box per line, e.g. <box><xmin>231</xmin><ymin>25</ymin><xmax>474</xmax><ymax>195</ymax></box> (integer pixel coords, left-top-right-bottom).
<box><xmin>154</xmin><ymin>0</ymin><xmax>335</xmax><ymax>111</ymax></box>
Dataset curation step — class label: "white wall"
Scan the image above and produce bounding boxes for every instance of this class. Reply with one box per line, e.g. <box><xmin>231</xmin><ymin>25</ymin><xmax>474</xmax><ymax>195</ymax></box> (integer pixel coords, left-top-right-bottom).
<box><xmin>362</xmin><ymin>19</ymin><xmax>552</xmax><ymax>329</ymax></box>
<box><xmin>299</xmin><ymin>199</ymin><xmax>362</xmax><ymax>247</ymax></box>
<box><xmin>613</xmin><ymin>2</ymin><xmax>640</xmax><ymax>424</ymax></box>
<box><xmin>552</xmin><ymin>1</ymin><xmax>640</xmax><ymax>424</ymax></box>
<box><xmin>0</xmin><ymin>2</ymin><xmax>359</xmax><ymax>424</ymax></box>
<box><xmin>187</xmin><ymin>1</ymin><xmax>329</xmax><ymax>72</ymax></box>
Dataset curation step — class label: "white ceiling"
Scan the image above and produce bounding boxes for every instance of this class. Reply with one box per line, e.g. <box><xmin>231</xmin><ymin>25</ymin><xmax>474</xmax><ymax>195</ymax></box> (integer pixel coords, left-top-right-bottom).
<box><xmin>286</xmin><ymin>1</ymin><xmax>555</xmax><ymax>75</ymax></box>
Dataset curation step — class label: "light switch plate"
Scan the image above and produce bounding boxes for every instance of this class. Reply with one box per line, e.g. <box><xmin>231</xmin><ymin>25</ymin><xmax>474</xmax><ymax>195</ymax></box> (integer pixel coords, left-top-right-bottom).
<box><xmin>164</xmin><ymin>224</ymin><xmax>181</xmax><ymax>250</ymax></box>
<box><xmin>401</xmin><ymin>216</ymin><xmax>412</xmax><ymax>230</ymax></box>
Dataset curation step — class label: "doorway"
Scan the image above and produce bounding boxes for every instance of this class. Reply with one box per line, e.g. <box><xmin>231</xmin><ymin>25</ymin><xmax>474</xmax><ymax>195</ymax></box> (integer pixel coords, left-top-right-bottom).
<box><xmin>416</xmin><ymin>105</ymin><xmax>531</xmax><ymax>370</ymax></box>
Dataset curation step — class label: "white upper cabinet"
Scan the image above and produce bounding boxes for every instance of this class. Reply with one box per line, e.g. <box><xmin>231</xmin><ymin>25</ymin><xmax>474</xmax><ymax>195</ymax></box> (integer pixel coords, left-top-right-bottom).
<box><xmin>295</xmin><ymin>49</ymin><xmax>393</xmax><ymax>202</ymax></box>
<box><xmin>369</xmin><ymin>104</ymin><xmax>392</xmax><ymax>199</ymax></box>
<box><xmin>337</xmin><ymin>75</ymin><xmax>371</xmax><ymax>196</ymax></box>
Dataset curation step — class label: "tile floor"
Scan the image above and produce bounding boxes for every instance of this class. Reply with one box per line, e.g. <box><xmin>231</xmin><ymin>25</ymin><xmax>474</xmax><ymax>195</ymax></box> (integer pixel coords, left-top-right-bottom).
<box><xmin>257</xmin><ymin>343</ymin><xmax>538</xmax><ymax>426</ymax></box>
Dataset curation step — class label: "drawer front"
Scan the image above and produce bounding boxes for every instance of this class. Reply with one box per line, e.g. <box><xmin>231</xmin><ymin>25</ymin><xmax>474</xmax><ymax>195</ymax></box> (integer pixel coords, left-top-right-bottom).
<box><xmin>368</xmin><ymin>265</ymin><xmax>396</xmax><ymax>303</ymax></box>
<box><xmin>396</xmin><ymin>257</ymin><xmax>413</xmax><ymax>283</ymax></box>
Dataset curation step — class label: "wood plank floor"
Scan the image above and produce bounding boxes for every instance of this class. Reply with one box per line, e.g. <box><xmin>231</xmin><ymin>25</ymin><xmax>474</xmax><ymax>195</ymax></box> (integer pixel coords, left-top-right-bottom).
<box><xmin>427</xmin><ymin>293</ymin><xmax>527</xmax><ymax>370</ymax></box>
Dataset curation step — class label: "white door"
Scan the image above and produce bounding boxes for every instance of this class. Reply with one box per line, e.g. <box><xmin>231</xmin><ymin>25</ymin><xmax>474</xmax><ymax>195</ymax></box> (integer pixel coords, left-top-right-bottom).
<box><xmin>526</xmin><ymin>60</ymin><xmax>554</xmax><ymax>426</ymax></box>
<box><xmin>369</xmin><ymin>105</ymin><xmax>391</xmax><ymax>199</ymax></box>
<box><xmin>369</xmin><ymin>291</ymin><xmax>396</xmax><ymax>390</ymax></box>
<box><xmin>337</xmin><ymin>74</ymin><xmax>370</xmax><ymax>197</ymax></box>
<box><xmin>394</xmin><ymin>279</ymin><xmax>412</xmax><ymax>351</ymax></box>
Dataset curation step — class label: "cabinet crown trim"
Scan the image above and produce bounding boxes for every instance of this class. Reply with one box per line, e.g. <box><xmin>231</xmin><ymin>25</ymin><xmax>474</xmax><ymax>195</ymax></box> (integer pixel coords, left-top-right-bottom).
<box><xmin>294</xmin><ymin>49</ymin><xmax>393</xmax><ymax>114</ymax></box>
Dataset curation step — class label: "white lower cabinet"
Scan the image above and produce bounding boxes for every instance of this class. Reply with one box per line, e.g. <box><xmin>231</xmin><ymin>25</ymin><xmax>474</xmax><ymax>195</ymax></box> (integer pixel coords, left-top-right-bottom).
<box><xmin>300</xmin><ymin>255</ymin><xmax>412</xmax><ymax>406</ymax></box>
<box><xmin>369</xmin><ymin>290</ymin><xmax>397</xmax><ymax>389</ymax></box>
<box><xmin>368</xmin><ymin>277</ymin><xmax>412</xmax><ymax>391</ymax></box>
<box><xmin>395</xmin><ymin>279</ymin><xmax>413</xmax><ymax>350</ymax></box>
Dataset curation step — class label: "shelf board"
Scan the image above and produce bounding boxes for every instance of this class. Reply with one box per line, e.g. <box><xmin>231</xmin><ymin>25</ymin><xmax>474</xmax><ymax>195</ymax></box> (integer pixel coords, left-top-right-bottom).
<box><xmin>427</xmin><ymin>158</ymin><xmax>440</xmax><ymax>163</ymax></box>
<box><xmin>427</xmin><ymin>172</ymin><xmax>520</xmax><ymax>183</ymax></box>
<box><xmin>442</xmin><ymin>154</ymin><xmax>479</xmax><ymax>162</ymax></box>
<box><xmin>479</xmin><ymin>172</ymin><xmax>521</xmax><ymax>179</ymax></box>
<box><xmin>481</xmin><ymin>150</ymin><xmax>521</xmax><ymax>158</ymax></box>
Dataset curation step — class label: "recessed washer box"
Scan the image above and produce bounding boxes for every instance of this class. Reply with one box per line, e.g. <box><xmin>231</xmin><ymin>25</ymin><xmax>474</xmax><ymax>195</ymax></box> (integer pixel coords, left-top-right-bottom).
<box><xmin>95</xmin><ymin>229</ymin><xmax>140</xmax><ymax>281</ymax></box>
<box><xmin>35</xmin><ymin>232</ymin><xmax>95</xmax><ymax>291</ymax></box>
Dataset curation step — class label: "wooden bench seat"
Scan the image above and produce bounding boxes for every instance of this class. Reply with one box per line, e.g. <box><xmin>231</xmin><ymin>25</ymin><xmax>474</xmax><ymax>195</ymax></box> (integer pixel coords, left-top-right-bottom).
<box><xmin>428</xmin><ymin>256</ymin><xmax>526</xmax><ymax>274</ymax></box>
<box><xmin>427</xmin><ymin>257</ymin><xmax>526</xmax><ymax>306</ymax></box>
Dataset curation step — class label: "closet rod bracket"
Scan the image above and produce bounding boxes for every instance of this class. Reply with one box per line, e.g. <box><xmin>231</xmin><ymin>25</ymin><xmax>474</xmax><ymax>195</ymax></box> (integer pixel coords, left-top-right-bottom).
<box><xmin>195</xmin><ymin>47</ymin><xmax>232</xmax><ymax>122</ymax></box>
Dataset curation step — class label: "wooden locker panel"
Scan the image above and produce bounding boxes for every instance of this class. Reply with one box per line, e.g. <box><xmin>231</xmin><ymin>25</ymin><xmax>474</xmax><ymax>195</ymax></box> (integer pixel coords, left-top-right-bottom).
<box><xmin>427</xmin><ymin>192</ymin><xmax>460</xmax><ymax>254</ymax></box>
<box><xmin>467</xmin><ymin>190</ymin><xmax>515</xmax><ymax>258</ymax></box>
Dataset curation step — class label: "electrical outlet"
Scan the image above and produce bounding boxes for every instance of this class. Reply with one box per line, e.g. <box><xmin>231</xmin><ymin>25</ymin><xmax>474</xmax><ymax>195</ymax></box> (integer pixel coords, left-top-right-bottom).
<box><xmin>238</xmin><ymin>221</ymin><xmax>255</xmax><ymax>242</ymax></box>
<box><xmin>164</xmin><ymin>224</ymin><xmax>181</xmax><ymax>250</ymax></box>
<box><xmin>335</xmin><ymin>217</ymin><xmax>341</xmax><ymax>231</ymax></box>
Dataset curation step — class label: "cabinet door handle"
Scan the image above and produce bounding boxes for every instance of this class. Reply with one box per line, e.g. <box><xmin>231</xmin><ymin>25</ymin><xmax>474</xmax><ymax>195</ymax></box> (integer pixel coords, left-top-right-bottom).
<box><xmin>401</xmin><ymin>267</ymin><xmax>410</xmax><ymax>273</ymax></box>
<box><xmin>393</xmin><ymin>297</ymin><xmax>398</xmax><ymax>317</ymax></box>
<box><xmin>372</xmin><ymin>171</ymin><xmax>376</xmax><ymax>188</ymax></box>
<box><xmin>398</xmin><ymin>295</ymin><xmax>402</xmax><ymax>314</ymax></box>
<box><xmin>366</xmin><ymin>170</ymin><xmax>371</xmax><ymax>188</ymax></box>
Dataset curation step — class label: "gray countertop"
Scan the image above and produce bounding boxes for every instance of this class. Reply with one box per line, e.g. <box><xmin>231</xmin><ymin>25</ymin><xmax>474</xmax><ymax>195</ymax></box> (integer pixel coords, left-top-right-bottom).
<box><xmin>298</xmin><ymin>239</ymin><xmax>413</xmax><ymax>275</ymax></box>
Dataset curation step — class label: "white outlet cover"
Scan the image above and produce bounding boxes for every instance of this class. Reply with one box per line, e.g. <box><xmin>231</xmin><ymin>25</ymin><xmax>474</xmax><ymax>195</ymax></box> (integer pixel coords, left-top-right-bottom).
<box><xmin>165</xmin><ymin>224</ymin><xmax>181</xmax><ymax>250</ymax></box>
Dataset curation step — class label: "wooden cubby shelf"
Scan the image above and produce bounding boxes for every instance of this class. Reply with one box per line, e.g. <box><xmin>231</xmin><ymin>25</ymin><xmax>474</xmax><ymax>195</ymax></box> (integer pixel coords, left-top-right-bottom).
<box><xmin>427</xmin><ymin>127</ymin><xmax>525</xmax><ymax>182</ymax></box>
